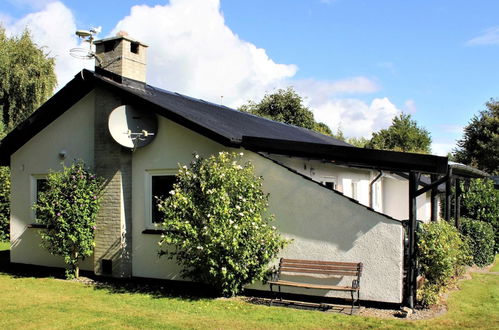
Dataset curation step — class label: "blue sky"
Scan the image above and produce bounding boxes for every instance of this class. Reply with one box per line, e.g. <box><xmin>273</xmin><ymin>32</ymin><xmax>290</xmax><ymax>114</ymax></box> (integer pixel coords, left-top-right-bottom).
<box><xmin>1</xmin><ymin>0</ymin><xmax>498</xmax><ymax>155</ymax></box>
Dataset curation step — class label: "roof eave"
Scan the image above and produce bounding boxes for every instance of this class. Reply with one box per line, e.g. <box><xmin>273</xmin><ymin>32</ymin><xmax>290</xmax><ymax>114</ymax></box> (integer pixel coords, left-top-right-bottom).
<box><xmin>242</xmin><ymin>136</ymin><xmax>448</xmax><ymax>175</ymax></box>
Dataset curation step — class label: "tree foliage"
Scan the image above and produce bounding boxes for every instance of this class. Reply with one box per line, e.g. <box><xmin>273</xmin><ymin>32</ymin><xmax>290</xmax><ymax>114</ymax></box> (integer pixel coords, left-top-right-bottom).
<box><xmin>0</xmin><ymin>124</ymin><xmax>9</xmax><ymax>241</ymax></box>
<box><xmin>158</xmin><ymin>152</ymin><xmax>287</xmax><ymax>297</ymax></box>
<box><xmin>0</xmin><ymin>166</ymin><xmax>9</xmax><ymax>241</ymax></box>
<box><xmin>34</xmin><ymin>162</ymin><xmax>103</xmax><ymax>279</ymax></box>
<box><xmin>460</xmin><ymin>218</ymin><xmax>495</xmax><ymax>267</ymax></box>
<box><xmin>0</xmin><ymin>26</ymin><xmax>57</xmax><ymax>130</ymax></box>
<box><xmin>460</xmin><ymin>178</ymin><xmax>499</xmax><ymax>252</ymax></box>
<box><xmin>347</xmin><ymin>136</ymin><xmax>370</xmax><ymax>148</ymax></box>
<box><xmin>416</xmin><ymin>221</ymin><xmax>471</xmax><ymax>307</ymax></box>
<box><xmin>453</xmin><ymin>100</ymin><xmax>499</xmax><ymax>174</ymax></box>
<box><xmin>239</xmin><ymin>87</ymin><xmax>335</xmax><ymax>137</ymax></box>
<box><xmin>366</xmin><ymin>113</ymin><xmax>432</xmax><ymax>153</ymax></box>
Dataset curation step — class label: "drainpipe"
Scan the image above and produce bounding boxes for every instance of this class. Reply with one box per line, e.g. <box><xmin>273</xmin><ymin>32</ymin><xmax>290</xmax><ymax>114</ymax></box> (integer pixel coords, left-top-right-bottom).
<box><xmin>369</xmin><ymin>170</ymin><xmax>383</xmax><ymax>209</ymax></box>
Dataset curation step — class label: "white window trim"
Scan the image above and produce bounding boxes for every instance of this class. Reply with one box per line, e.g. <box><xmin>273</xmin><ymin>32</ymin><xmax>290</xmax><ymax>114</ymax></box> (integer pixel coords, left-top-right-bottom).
<box><xmin>30</xmin><ymin>174</ymin><xmax>47</xmax><ymax>222</ymax></box>
<box><xmin>145</xmin><ymin>169</ymin><xmax>178</xmax><ymax>228</ymax></box>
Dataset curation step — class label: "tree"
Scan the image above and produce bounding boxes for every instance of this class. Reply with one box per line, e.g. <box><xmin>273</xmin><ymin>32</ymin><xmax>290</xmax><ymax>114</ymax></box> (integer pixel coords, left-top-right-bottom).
<box><xmin>0</xmin><ymin>123</ymin><xmax>9</xmax><ymax>241</ymax></box>
<box><xmin>0</xmin><ymin>26</ymin><xmax>57</xmax><ymax>130</ymax></box>
<box><xmin>460</xmin><ymin>178</ymin><xmax>498</xmax><ymax>252</ymax></box>
<box><xmin>347</xmin><ymin>136</ymin><xmax>370</xmax><ymax>148</ymax></box>
<box><xmin>453</xmin><ymin>99</ymin><xmax>499</xmax><ymax>174</ymax></box>
<box><xmin>34</xmin><ymin>162</ymin><xmax>103</xmax><ymax>279</ymax></box>
<box><xmin>239</xmin><ymin>87</ymin><xmax>334</xmax><ymax>137</ymax></box>
<box><xmin>0</xmin><ymin>27</ymin><xmax>57</xmax><ymax>241</ymax></box>
<box><xmin>158</xmin><ymin>152</ymin><xmax>287</xmax><ymax>297</ymax></box>
<box><xmin>366</xmin><ymin>113</ymin><xmax>432</xmax><ymax>153</ymax></box>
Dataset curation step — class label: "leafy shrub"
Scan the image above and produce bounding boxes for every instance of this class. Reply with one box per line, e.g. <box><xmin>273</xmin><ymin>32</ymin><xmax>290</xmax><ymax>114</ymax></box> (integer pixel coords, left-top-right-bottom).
<box><xmin>34</xmin><ymin>161</ymin><xmax>103</xmax><ymax>279</ymax></box>
<box><xmin>158</xmin><ymin>152</ymin><xmax>288</xmax><ymax>297</ymax></box>
<box><xmin>461</xmin><ymin>178</ymin><xmax>498</xmax><ymax>252</ymax></box>
<box><xmin>0</xmin><ymin>167</ymin><xmax>10</xmax><ymax>241</ymax></box>
<box><xmin>416</xmin><ymin>220</ymin><xmax>471</xmax><ymax>307</ymax></box>
<box><xmin>460</xmin><ymin>218</ymin><xmax>495</xmax><ymax>267</ymax></box>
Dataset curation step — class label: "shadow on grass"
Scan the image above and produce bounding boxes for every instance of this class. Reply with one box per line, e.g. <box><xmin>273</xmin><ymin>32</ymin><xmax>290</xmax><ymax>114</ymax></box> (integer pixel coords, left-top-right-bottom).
<box><xmin>0</xmin><ymin>248</ymin><xmax>218</xmax><ymax>301</ymax></box>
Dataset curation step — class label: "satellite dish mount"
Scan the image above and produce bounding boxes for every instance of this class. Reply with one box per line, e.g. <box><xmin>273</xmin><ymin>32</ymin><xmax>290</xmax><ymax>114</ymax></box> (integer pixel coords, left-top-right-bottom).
<box><xmin>108</xmin><ymin>105</ymin><xmax>158</xmax><ymax>151</ymax></box>
<box><xmin>70</xmin><ymin>27</ymin><xmax>102</xmax><ymax>64</ymax></box>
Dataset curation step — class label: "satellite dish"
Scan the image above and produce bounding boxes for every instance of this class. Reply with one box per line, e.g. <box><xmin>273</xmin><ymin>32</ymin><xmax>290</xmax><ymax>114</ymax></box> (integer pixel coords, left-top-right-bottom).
<box><xmin>108</xmin><ymin>105</ymin><xmax>158</xmax><ymax>149</ymax></box>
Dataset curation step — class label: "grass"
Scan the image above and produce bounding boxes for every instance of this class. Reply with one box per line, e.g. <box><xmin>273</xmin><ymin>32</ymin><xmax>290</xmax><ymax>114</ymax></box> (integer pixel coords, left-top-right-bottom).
<box><xmin>491</xmin><ymin>255</ymin><xmax>499</xmax><ymax>272</ymax></box>
<box><xmin>0</xmin><ymin>243</ymin><xmax>497</xmax><ymax>329</ymax></box>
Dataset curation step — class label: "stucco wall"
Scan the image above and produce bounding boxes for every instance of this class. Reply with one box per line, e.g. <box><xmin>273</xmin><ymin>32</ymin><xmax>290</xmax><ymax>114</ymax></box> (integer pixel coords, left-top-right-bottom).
<box><xmin>247</xmin><ymin>156</ymin><xmax>404</xmax><ymax>303</ymax></box>
<box><xmin>10</xmin><ymin>92</ymin><xmax>95</xmax><ymax>270</ymax></box>
<box><xmin>130</xmin><ymin>118</ymin><xmax>404</xmax><ymax>303</ymax></box>
<box><xmin>9</xmin><ymin>94</ymin><xmax>404</xmax><ymax>303</ymax></box>
<box><xmin>130</xmin><ymin>116</ymin><xmax>223</xmax><ymax>279</ymax></box>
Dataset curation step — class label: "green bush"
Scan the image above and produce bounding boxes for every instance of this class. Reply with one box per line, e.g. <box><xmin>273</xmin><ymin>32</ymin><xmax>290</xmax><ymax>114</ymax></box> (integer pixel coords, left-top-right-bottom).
<box><xmin>158</xmin><ymin>152</ymin><xmax>288</xmax><ymax>297</ymax></box>
<box><xmin>416</xmin><ymin>220</ymin><xmax>471</xmax><ymax>307</ymax></box>
<box><xmin>34</xmin><ymin>161</ymin><xmax>103</xmax><ymax>279</ymax></box>
<box><xmin>460</xmin><ymin>218</ymin><xmax>495</xmax><ymax>267</ymax></box>
<box><xmin>461</xmin><ymin>179</ymin><xmax>498</xmax><ymax>252</ymax></box>
<box><xmin>0</xmin><ymin>167</ymin><xmax>10</xmax><ymax>241</ymax></box>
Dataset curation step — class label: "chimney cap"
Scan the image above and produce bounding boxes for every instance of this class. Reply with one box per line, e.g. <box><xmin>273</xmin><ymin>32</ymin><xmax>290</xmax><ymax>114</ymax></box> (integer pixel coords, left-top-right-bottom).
<box><xmin>116</xmin><ymin>31</ymin><xmax>129</xmax><ymax>37</ymax></box>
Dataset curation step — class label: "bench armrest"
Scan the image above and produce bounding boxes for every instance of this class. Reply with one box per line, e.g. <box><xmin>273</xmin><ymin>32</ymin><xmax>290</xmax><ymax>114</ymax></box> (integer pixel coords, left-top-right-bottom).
<box><xmin>352</xmin><ymin>279</ymin><xmax>360</xmax><ymax>289</ymax></box>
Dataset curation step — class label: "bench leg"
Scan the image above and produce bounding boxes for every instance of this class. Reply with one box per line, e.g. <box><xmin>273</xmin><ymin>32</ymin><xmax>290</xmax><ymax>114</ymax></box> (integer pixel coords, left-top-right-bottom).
<box><xmin>269</xmin><ymin>284</ymin><xmax>274</xmax><ymax>306</ymax></box>
<box><xmin>350</xmin><ymin>290</ymin><xmax>354</xmax><ymax>315</ymax></box>
<box><xmin>357</xmin><ymin>290</ymin><xmax>361</xmax><ymax>309</ymax></box>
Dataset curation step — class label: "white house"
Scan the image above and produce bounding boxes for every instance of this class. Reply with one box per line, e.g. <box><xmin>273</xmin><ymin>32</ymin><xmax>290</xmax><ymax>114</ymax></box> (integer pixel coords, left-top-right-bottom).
<box><xmin>0</xmin><ymin>33</ymin><xmax>453</xmax><ymax>305</ymax></box>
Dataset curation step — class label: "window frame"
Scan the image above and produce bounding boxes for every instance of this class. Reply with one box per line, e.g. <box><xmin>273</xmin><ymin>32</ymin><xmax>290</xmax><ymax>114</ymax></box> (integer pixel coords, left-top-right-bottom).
<box><xmin>145</xmin><ymin>169</ymin><xmax>178</xmax><ymax>228</ymax></box>
<box><xmin>31</xmin><ymin>174</ymin><xmax>48</xmax><ymax>222</ymax></box>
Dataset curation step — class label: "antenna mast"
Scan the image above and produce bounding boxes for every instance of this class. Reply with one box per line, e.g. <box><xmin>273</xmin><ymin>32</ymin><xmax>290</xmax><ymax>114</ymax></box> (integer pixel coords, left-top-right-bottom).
<box><xmin>70</xmin><ymin>27</ymin><xmax>102</xmax><ymax>64</ymax></box>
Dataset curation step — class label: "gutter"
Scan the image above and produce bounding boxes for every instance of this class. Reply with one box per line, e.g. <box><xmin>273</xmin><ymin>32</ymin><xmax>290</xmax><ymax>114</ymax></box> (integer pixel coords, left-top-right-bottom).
<box><xmin>369</xmin><ymin>170</ymin><xmax>383</xmax><ymax>209</ymax></box>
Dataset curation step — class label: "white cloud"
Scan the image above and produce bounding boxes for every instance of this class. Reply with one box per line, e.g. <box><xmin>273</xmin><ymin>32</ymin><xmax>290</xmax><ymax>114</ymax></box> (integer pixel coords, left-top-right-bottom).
<box><xmin>431</xmin><ymin>142</ymin><xmax>455</xmax><ymax>156</ymax></box>
<box><xmin>403</xmin><ymin>99</ymin><xmax>417</xmax><ymax>114</ymax></box>
<box><xmin>2</xmin><ymin>0</ymin><xmax>401</xmax><ymax>139</ymax></box>
<box><xmin>309</xmin><ymin>97</ymin><xmax>401</xmax><ymax>138</ymax></box>
<box><xmin>467</xmin><ymin>26</ymin><xmax>499</xmax><ymax>46</ymax></box>
<box><xmin>4</xmin><ymin>1</ymin><xmax>92</xmax><ymax>89</ymax></box>
<box><xmin>111</xmin><ymin>0</ymin><xmax>297</xmax><ymax>107</ymax></box>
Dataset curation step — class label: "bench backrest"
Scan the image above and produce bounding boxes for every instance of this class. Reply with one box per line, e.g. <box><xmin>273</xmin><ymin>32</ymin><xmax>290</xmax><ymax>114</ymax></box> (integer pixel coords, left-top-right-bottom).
<box><xmin>278</xmin><ymin>258</ymin><xmax>363</xmax><ymax>279</ymax></box>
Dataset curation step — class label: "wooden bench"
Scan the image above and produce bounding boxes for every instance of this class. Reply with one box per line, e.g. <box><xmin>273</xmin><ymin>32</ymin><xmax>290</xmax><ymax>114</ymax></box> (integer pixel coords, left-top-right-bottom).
<box><xmin>268</xmin><ymin>258</ymin><xmax>363</xmax><ymax>313</ymax></box>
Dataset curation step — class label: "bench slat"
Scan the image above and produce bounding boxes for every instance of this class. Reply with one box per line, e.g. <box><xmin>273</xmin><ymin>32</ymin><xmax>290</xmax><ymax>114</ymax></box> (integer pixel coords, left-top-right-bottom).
<box><xmin>283</xmin><ymin>259</ymin><xmax>360</xmax><ymax>267</ymax></box>
<box><xmin>280</xmin><ymin>264</ymin><xmax>360</xmax><ymax>272</ymax></box>
<box><xmin>280</xmin><ymin>267</ymin><xmax>358</xmax><ymax>276</ymax></box>
<box><xmin>268</xmin><ymin>280</ymin><xmax>359</xmax><ymax>291</ymax></box>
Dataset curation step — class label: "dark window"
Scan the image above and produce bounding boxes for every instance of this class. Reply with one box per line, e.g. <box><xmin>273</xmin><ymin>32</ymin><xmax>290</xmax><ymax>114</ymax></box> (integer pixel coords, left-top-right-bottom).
<box><xmin>151</xmin><ymin>175</ymin><xmax>176</xmax><ymax>223</ymax></box>
<box><xmin>323</xmin><ymin>181</ymin><xmax>335</xmax><ymax>190</ymax></box>
<box><xmin>34</xmin><ymin>178</ymin><xmax>48</xmax><ymax>218</ymax></box>
<box><xmin>130</xmin><ymin>42</ymin><xmax>139</xmax><ymax>54</ymax></box>
<box><xmin>36</xmin><ymin>178</ymin><xmax>49</xmax><ymax>202</ymax></box>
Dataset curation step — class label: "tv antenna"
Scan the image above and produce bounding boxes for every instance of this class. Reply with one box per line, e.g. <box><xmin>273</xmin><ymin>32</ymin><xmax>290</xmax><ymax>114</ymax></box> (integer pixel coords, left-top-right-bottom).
<box><xmin>70</xmin><ymin>27</ymin><xmax>102</xmax><ymax>64</ymax></box>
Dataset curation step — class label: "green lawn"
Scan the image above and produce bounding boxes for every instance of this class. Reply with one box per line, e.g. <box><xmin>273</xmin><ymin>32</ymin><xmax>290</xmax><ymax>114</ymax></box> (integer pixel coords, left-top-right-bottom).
<box><xmin>491</xmin><ymin>255</ymin><xmax>499</xmax><ymax>272</ymax></box>
<box><xmin>0</xmin><ymin>242</ymin><xmax>497</xmax><ymax>329</ymax></box>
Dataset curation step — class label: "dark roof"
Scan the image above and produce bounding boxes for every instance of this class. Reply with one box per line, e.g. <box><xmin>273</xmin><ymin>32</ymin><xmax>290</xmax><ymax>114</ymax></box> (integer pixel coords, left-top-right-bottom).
<box><xmin>0</xmin><ymin>69</ymin><xmax>449</xmax><ymax>174</ymax></box>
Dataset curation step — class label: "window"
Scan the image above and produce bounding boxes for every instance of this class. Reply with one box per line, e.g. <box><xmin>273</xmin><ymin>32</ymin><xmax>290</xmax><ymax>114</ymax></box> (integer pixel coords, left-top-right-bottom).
<box><xmin>31</xmin><ymin>175</ymin><xmax>48</xmax><ymax>220</ymax></box>
<box><xmin>146</xmin><ymin>171</ymin><xmax>177</xmax><ymax>226</ymax></box>
<box><xmin>36</xmin><ymin>178</ymin><xmax>48</xmax><ymax>202</ymax></box>
<box><xmin>322</xmin><ymin>181</ymin><xmax>336</xmax><ymax>190</ymax></box>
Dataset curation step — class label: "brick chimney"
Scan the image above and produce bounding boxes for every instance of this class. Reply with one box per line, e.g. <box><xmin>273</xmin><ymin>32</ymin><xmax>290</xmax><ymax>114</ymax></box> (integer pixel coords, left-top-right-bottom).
<box><xmin>94</xmin><ymin>31</ymin><xmax>148</xmax><ymax>82</ymax></box>
<box><xmin>92</xmin><ymin>31</ymin><xmax>147</xmax><ymax>278</ymax></box>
